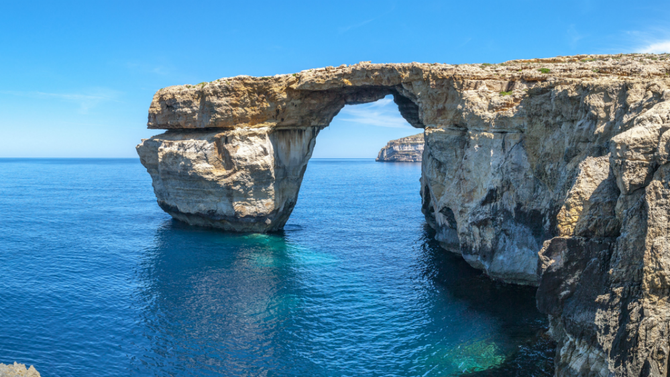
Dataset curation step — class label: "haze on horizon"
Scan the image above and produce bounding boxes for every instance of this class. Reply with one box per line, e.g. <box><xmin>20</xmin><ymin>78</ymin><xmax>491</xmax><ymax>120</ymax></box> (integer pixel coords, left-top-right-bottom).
<box><xmin>1</xmin><ymin>0</ymin><xmax>669</xmax><ymax>158</ymax></box>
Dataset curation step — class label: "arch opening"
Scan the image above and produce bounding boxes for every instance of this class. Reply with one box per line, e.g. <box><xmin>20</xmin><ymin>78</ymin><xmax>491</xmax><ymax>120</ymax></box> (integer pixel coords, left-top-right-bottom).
<box><xmin>310</xmin><ymin>92</ymin><xmax>423</xmax><ymax>159</ymax></box>
<box><xmin>137</xmin><ymin>84</ymin><xmax>427</xmax><ymax>233</ymax></box>
<box><xmin>325</xmin><ymin>86</ymin><xmax>425</xmax><ymax>130</ymax></box>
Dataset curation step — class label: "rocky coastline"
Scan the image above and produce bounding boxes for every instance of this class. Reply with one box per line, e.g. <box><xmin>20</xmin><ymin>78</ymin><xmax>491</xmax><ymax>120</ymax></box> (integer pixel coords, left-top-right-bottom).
<box><xmin>138</xmin><ymin>54</ymin><xmax>670</xmax><ymax>376</ymax></box>
<box><xmin>376</xmin><ymin>133</ymin><xmax>424</xmax><ymax>162</ymax></box>
<box><xmin>0</xmin><ymin>363</ymin><xmax>40</xmax><ymax>377</ymax></box>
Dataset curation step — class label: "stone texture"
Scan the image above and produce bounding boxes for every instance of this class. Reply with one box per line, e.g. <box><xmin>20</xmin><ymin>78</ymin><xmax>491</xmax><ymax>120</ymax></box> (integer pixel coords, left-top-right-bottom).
<box><xmin>376</xmin><ymin>133</ymin><xmax>424</xmax><ymax>162</ymax></box>
<box><xmin>138</xmin><ymin>54</ymin><xmax>670</xmax><ymax>376</ymax></box>
<box><xmin>0</xmin><ymin>363</ymin><xmax>40</xmax><ymax>377</ymax></box>
<box><xmin>137</xmin><ymin>127</ymin><xmax>318</xmax><ymax>232</ymax></box>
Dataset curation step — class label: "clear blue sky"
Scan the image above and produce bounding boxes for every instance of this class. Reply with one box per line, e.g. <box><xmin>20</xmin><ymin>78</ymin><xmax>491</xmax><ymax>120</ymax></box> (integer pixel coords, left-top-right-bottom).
<box><xmin>1</xmin><ymin>0</ymin><xmax>668</xmax><ymax>158</ymax></box>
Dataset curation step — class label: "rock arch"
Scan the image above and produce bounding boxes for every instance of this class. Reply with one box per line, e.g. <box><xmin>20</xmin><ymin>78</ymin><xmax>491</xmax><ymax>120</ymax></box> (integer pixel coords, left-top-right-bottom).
<box><xmin>138</xmin><ymin>67</ymin><xmax>428</xmax><ymax>234</ymax></box>
<box><xmin>138</xmin><ymin>56</ymin><xmax>670</xmax><ymax>376</ymax></box>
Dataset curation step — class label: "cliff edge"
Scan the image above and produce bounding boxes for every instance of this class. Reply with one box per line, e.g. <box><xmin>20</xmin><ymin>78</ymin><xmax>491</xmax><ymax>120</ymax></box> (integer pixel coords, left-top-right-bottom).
<box><xmin>376</xmin><ymin>133</ymin><xmax>424</xmax><ymax>162</ymax></box>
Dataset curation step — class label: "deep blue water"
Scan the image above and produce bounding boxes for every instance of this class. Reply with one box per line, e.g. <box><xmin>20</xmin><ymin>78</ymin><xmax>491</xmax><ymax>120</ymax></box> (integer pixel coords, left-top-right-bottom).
<box><xmin>0</xmin><ymin>158</ymin><xmax>553</xmax><ymax>376</ymax></box>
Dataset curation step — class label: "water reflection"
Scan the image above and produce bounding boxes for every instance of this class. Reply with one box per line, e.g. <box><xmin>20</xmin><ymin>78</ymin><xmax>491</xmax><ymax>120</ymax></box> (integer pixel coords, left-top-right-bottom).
<box><xmin>131</xmin><ymin>219</ymin><xmax>553</xmax><ymax>376</ymax></box>
<box><xmin>133</xmin><ymin>220</ymin><xmax>324</xmax><ymax>376</ymax></box>
<box><xmin>0</xmin><ymin>158</ymin><xmax>553</xmax><ymax>376</ymax></box>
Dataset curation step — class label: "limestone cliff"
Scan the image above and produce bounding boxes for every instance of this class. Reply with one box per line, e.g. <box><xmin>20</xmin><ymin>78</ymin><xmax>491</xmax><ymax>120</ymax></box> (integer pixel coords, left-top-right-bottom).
<box><xmin>376</xmin><ymin>133</ymin><xmax>424</xmax><ymax>162</ymax></box>
<box><xmin>138</xmin><ymin>54</ymin><xmax>670</xmax><ymax>376</ymax></box>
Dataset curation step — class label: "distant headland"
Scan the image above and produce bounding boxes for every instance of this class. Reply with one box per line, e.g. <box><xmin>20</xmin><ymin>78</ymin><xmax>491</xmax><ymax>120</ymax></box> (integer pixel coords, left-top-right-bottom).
<box><xmin>376</xmin><ymin>133</ymin><xmax>424</xmax><ymax>162</ymax></box>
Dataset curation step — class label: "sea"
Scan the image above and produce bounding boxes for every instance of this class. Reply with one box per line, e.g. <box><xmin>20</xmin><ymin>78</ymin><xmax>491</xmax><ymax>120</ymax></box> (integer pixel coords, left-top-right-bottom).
<box><xmin>0</xmin><ymin>158</ymin><xmax>554</xmax><ymax>376</ymax></box>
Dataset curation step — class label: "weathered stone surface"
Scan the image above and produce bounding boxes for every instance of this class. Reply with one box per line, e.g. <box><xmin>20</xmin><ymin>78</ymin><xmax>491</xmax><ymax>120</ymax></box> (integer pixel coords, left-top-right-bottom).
<box><xmin>376</xmin><ymin>133</ymin><xmax>424</xmax><ymax>162</ymax></box>
<box><xmin>138</xmin><ymin>54</ymin><xmax>670</xmax><ymax>376</ymax></box>
<box><xmin>0</xmin><ymin>363</ymin><xmax>40</xmax><ymax>377</ymax></box>
<box><xmin>137</xmin><ymin>127</ymin><xmax>318</xmax><ymax>232</ymax></box>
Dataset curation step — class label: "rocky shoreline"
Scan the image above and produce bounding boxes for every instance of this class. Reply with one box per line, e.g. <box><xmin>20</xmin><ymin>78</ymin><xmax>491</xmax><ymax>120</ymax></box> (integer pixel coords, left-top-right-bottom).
<box><xmin>138</xmin><ymin>54</ymin><xmax>670</xmax><ymax>376</ymax></box>
<box><xmin>376</xmin><ymin>133</ymin><xmax>424</xmax><ymax>162</ymax></box>
<box><xmin>0</xmin><ymin>363</ymin><xmax>40</xmax><ymax>377</ymax></box>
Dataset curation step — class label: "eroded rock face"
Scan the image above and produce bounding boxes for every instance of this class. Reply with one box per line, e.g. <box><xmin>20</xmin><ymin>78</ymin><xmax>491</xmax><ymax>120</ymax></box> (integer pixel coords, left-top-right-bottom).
<box><xmin>138</xmin><ymin>54</ymin><xmax>670</xmax><ymax>376</ymax></box>
<box><xmin>376</xmin><ymin>133</ymin><xmax>424</xmax><ymax>162</ymax></box>
<box><xmin>137</xmin><ymin>127</ymin><xmax>319</xmax><ymax>232</ymax></box>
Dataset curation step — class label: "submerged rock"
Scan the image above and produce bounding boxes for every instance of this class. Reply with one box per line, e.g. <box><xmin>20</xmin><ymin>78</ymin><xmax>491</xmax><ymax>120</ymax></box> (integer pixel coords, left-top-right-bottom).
<box><xmin>376</xmin><ymin>133</ymin><xmax>424</xmax><ymax>162</ymax></box>
<box><xmin>138</xmin><ymin>54</ymin><xmax>670</xmax><ymax>376</ymax></box>
<box><xmin>0</xmin><ymin>363</ymin><xmax>40</xmax><ymax>377</ymax></box>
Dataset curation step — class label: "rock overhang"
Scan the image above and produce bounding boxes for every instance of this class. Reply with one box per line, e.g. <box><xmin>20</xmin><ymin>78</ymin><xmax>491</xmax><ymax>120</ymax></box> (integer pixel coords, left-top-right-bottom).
<box><xmin>147</xmin><ymin>54</ymin><xmax>670</xmax><ymax>135</ymax></box>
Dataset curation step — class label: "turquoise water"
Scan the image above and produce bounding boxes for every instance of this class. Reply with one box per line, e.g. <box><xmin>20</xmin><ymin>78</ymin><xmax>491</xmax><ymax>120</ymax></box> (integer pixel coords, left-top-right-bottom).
<box><xmin>0</xmin><ymin>158</ymin><xmax>553</xmax><ymax>376</ymax></box>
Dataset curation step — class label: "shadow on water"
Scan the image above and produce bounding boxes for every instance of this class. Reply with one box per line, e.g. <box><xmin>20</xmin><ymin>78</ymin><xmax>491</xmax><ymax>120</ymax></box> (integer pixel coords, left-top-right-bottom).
<box><xmin>418</xmin><ymin>225</ymin><xmax>555</xmax><ymax>376</ymax></box>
